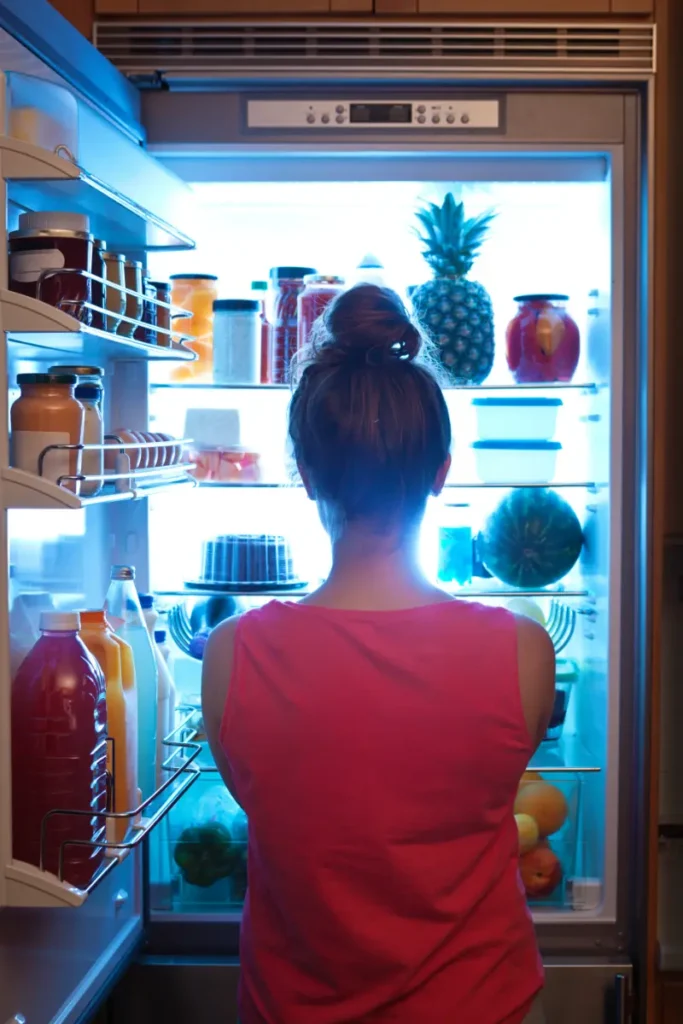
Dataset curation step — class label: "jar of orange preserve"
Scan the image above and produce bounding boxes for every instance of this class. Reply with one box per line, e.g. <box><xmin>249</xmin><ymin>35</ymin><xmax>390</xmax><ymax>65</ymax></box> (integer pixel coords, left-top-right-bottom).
<box><xmin>11</xmin><ymin>373</ymin><xmax>84</xmax><ymax>493</ymax></box>
<box><xmin>170</xmin><ymin>273</ymin><xmax>218</xmax><ymax>382</ymax></box>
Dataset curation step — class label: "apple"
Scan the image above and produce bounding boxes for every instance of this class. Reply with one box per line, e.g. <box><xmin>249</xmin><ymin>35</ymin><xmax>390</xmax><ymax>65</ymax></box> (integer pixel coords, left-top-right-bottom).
<box><xmin>520</xmin><ymin>845</ymin><xmax>563</xmax><ymax>898</ymax></box>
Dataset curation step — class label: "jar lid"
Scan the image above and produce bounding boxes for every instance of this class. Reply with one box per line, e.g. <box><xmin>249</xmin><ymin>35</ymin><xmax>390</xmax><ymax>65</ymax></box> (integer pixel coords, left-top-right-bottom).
<box><xmin>251</xmin><ymin>280</ymin><xmax>268</xmax><ymax>291</ymax></box>
<box><xmin>17</xmin><ymin>372</ymin><xmax>78</xmax><ymax>386</ymax></box>
<box><xmin>103</xmin><ymin>251</ymin><xmax>125</xmax><ymax>262</ymax></box>
<box><xmin>471</xmin><ymin>440</ymin><xmax>561</xmax><ymax>451</ymax></box>
<box><xmin>270</xmin><ymin>266</ymin><xmax>317</xmax><ymax>281</ymax></box>
<box><xmin>124</xmin><ymin>259</ymin><xmax>143</xmax><ymax>269</ymax></box>
<box><xmin>10</xmin><ymin>227</ymin><xmax>92</xmax><ymax>241</ymax></box>
<box><xmin>513</xmin><ymin>293</ymin><xmax>569</xmax><ymax>303</ymax></box>
<box><xmin>170</xmin><ymin>273</ymin><xmax>218</xmax><ymax>281</ymax></box>
<box><xmin>75</xmin><ymin>383</ymin><xmax>102</xmax><ymax>400</ymax></box>
<box><xmin>49</xmin><ymin>365</ymin><xmax>104</xmax><ymax>379</ymax></box>
<box><xmin>138</xmin><ymin>593</ymin><xmax>154</xmax><ymax>609</ymax></box>
<box><xmin>213</xmin><ymin>299</ymin><xmax>260</xmax><ymax>312</ymax></box>
<box><xmin>94</xmin><ymin>239</ymin><xmax>107</xmax><ymax>249</ymax></box>
<box><xmin>19</xmin><ymin>210</ymin><xmax>90</xmax><ymax>234</ymax></box>
<box><xmin>40</xmin><ymin>610</ymin><xmax>80</xmax><ymax>632</ymax></box>
<box><xmin>303</xmin><ymin>274</ymin><xmax>345</xmax><ymax>286</ymax></box>
<box><xmin>472</xmin><ymin>397</ymin><xmax>562</xmax><ymax>408</ymax></box>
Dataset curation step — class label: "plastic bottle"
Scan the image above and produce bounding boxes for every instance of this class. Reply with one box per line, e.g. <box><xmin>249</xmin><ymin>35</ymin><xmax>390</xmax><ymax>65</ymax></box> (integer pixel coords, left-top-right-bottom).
<box><xmin>9</xmin><ymin>590</ymin><xmax>55</xmax><ymax>680</ymax></box>
<box><xmin>11</xmin><ymin>611</ymin><xmax>108</xmax><ymax>888</ymax></box>
<box><xmin>155</xmin><ymin>627</ymin><xmax>172</xmax><ymax>664</ymax></box>
<box><xmin>105</xmin><ymin>567</ymin><xmax>158</xmax><ymax>801</ymax></box>
<box><xmin>352</xmin><ymin>253</ymin><xmax>387</xmax><ymax>288</ymax></box>
<box><xmin>139</xmin><ymin>595</ymin><xmax>177</xmax><ymax>786</ymax></box>
<box><xmin>79</xmin><ymin>611</ymin><xmax>138</xmax><ymax>843</ymax></box>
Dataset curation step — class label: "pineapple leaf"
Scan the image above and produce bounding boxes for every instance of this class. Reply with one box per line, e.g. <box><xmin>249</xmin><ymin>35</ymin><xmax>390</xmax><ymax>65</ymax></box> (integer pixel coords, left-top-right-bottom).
<box><xmin>414</xmin><ymin>192</ymin><xmax>495</xmax><ymax>279</ymax></box>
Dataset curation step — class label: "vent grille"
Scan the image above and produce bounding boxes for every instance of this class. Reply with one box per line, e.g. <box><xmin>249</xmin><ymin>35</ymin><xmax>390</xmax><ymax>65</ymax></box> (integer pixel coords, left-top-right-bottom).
<box><xmin>93</xmin><ymin>21</ymin><xmax>655</xmax><ymax>80</ymax></box>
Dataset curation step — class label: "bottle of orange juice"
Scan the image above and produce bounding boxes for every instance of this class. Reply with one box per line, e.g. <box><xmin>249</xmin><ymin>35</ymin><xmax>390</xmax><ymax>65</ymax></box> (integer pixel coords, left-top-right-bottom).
<box><xmin>170</xmin><ymin>274</ymin><xmax>218</xmax><ymax>382</ymax></box>
<box><xmin>80</xmin><ymin>610</ymin><xmax>138</xmax><ymax>843</ymax></box>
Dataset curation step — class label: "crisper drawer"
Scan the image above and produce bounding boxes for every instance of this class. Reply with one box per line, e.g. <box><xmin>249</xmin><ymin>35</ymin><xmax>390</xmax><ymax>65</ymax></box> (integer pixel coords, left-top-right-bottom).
<box><xmin>0</xmin><ymin>850</ymin><xmax>142</xmax><ymax>1024</ymax></box>
<box><xmin>109</xmin><ymin>956</ymin><xmax>632</xmax><ymax>1024</ymax></box>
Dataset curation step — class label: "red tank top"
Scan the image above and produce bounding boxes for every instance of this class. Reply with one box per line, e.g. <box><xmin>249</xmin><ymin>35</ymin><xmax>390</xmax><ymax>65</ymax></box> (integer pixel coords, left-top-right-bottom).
<box><xmin>220</xmin><ymin>600</ymin><xmax>543</xmax><ymax>1024</ymax></box>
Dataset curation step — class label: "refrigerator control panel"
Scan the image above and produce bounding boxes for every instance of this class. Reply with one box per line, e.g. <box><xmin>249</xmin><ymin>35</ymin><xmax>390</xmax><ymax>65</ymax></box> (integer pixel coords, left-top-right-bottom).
<box><xmin>247</xmin><ymin>99</ymin><xmax>500</xmax><ymax>130</ymax></box>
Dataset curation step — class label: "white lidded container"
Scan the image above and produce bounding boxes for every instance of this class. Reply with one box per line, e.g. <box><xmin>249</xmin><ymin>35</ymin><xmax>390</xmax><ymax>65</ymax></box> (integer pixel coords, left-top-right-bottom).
<box><xmin>471</xmin><ymin>440</ymin><xmax>561</xmax><ymax>484</ymax></box>
<box><xmin>472</xmin><ymin>396</ymin><xmax>563</xmax><ymax>441</ymax></box>
<box><xmin>213</xmin><ymin>298</ymin><xmax>261</xmax><ymax>384</ymax></box>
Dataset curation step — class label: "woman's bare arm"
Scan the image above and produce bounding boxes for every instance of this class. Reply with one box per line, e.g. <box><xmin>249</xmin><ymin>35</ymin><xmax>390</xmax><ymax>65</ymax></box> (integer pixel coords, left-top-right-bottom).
<box><xmin>514</xmin><ymin>615</ymin><xmax>556</xmax><ymax>752</ymax></box>
<box><xmin>201</xmin><ymin>614</ymin><xmax>242</xmax><ymax>800</ymax></box>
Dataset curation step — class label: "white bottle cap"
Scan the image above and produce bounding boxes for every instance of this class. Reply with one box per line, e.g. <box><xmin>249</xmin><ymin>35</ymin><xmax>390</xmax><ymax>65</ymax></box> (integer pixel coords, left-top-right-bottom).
<box><xmin>40</xmin><ymin>611</ymin><xmax>81</xmax><ymax>631</ymax></box>
<box><xmin>19</xmin><ymin>211</ymin><xmax>91</xmax><ymax>234</ymax></box>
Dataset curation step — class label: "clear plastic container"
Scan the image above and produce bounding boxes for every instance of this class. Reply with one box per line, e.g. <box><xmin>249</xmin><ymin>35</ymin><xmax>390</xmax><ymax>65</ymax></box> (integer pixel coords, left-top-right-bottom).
<box><xmin>472</xmin><ymin>397</ymin><xmax>563</xmax><ymax>442</ymax></box>
<box><xmin>11</xmin><ymin>611</ymin><xmax>107</xmax><ymax>887</ymax></box>
<box><xmin>191</xmin><ymin>534</ymin><xmax>302</xmax><ymax>591</ymax></box>
<box><xmin>471</xmin><ymin>440</ymin><xmax>561</xmax><ymax>484</ymax></box>
<box><xmin>6</xmin><ymin>71</ymin><xmax>78</xmax><ymax>161</ymax></box>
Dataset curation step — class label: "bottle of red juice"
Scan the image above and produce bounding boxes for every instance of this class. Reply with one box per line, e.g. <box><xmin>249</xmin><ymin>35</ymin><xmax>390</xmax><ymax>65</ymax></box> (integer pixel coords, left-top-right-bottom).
<box><xmin>12</xmin><ymin>610</ymin><xmax>108</xmax><ymax>888</ymax></box>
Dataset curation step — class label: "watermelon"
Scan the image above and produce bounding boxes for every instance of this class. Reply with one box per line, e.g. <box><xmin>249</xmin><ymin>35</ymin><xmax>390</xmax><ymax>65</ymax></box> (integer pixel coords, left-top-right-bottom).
<box><xmin>480</xmin><ymin>488</ymin><xmax>583</xmax><ymax>589</ymax></box>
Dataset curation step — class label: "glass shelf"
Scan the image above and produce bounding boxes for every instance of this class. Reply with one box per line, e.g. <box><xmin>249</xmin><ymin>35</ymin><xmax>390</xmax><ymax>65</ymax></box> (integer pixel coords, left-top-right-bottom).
<box><xmin>156</xmin><ymin>584</ymin><xmax>592</xmax><ymax>600</ymax></box>
<box><xmin>194</xmin><ymin>480</ymin><xmax>601</xmax><ymax>491</ymax></box>
<box><xmin>151</xmin><ymin>381</ymin><xmax>600</xmax><ymax>393</ymax></box>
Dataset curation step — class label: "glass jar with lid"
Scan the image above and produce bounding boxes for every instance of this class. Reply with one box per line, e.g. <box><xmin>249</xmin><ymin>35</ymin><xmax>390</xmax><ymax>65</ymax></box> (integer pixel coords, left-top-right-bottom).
<box><xmin>10</xmin><ymin>372</ymin><xmax>84</xmax><ymax>493</ymax></box>
<box><xmin>120</xmin><ymin>260</ymin><xmax>143</xmax><ymax>338</ymax></box>
<box><xmin>213</xmin><ymin>299</ymin><xmax>262</xmax><ymax>385</ymax></box>
<box><xmin>297</xmin><ymin>274</ymin><xmax>345</xmax><ymax>353</ymax></box>
<box><xmin>9</xmin><ymin>211</ymin><xmax>93</xmax><ymax>323</ymax></box>
<box><xmin>49</xmin><ymin>366</ymin><xmax>104</xmax><ymax>496</ymax></box>
<box><xmin>270</xmin><ymin>266</ymin><xmax>316</xmax><ymax>384</ymax></box>
<box><xmin>170</xmin><ymin>273</ymin><xmax>219</xmax><ymax>382</ymax></box>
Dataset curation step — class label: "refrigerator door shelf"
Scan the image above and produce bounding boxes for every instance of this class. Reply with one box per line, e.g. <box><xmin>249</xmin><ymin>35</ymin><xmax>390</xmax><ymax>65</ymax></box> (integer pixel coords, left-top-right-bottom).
<box><xmin>151</xmin><ymin>381</ymin><xmax>601</xmax><ymax>394</ymax></box>
<box><xmin>1</xmin><ymin>290</ymin><xmax>195</xmax><ymax>363</ymax></box>
<box><xmin>0</xmin><ymin>465</ymin><xmax>195</xmax><ymax>510</ymax></box>
<box><xmin>0</xmin><ymin>135</ymin><xmax>194</xmax><ymax>251</ymax></box>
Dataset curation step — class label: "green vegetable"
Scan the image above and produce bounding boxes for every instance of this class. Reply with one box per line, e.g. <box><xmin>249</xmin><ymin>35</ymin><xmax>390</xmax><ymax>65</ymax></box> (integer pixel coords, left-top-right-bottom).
<box><xmin>173</xmin><ymin>822</ymin><xmax>234</xmax><ymax>888</ymax></box>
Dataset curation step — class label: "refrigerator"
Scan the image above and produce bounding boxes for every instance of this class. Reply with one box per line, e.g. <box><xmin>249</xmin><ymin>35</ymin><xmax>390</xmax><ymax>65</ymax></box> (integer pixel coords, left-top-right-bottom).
<box><xmin>0</xmin><ymin>7</ymin><xmax>654</xmax><ymax>1024</ymax></box>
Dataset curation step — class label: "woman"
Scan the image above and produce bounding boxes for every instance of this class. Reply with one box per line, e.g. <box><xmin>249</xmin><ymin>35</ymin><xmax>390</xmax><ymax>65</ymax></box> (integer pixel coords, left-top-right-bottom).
<box><xmin>203</xmin><ymin>284</ymin><xmax>555</xmax><ymax>1024</ymax></box>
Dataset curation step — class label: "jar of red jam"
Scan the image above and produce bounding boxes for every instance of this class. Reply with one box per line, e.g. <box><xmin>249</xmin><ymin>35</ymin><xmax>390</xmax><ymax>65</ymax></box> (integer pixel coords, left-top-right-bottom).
<box><xmin>91</xmin><ymin>239</ymin><xmax>106</xmax><ymax>331</ymax></box>
<box><xmin>9</xmin><ymin>212</ymin><xmax>93</xmax><ymax>324</ymax></box>
<box><xmin>270</xmin><ymin>266</ymin><xmax>316</xmax><ymax>384</ymax></box>
<box><xmin>506</xmin><ymin>294</ymin><xmax>580</xmax><ymax>384</ymax></box>
<box><xmin>297</xmin><ymin>274</ymin><xmax>345</xmax><ymax>353</ymax></box>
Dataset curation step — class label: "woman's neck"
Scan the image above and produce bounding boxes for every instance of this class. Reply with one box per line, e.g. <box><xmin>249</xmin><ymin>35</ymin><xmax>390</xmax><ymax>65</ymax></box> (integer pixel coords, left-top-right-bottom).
<box><xmin>303</xmin><ymin>521</ymin><xmax>451</xmax><ymax>611</ymax></box>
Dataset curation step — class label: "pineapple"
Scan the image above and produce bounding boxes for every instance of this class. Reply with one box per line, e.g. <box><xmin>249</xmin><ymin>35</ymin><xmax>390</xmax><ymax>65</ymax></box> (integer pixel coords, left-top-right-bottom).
<box><xmin>411</xmin><ymin>193</ymin><xmax>496</xmax><ymax>385</ymax></box>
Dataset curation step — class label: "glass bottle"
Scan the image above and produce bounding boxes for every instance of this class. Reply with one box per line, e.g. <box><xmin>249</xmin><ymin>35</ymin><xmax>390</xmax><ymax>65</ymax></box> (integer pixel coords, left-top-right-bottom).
<box><xmin>11</xmin><ymin>611</ymin><xmax>108</xmax><ymax>887</ymax></box>
<box><xmin>105</xmin><ymin>566</ymin><xmax>158</xmax><ymax>800</ymax></box>
<box><xmin>169</xmin><ymin>273</ymin><xmax>219</xmax><ymax>382</ymax></box>
<box><xmin>251</xmin><ymin>280</ymin><xmax>272</xmax><ymax>383</ymax></box>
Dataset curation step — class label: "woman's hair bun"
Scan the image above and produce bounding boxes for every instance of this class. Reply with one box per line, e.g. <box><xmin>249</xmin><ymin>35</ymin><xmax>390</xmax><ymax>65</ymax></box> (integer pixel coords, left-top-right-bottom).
<box><xmin>313</xmin><ymin>284</ymin><xmax>422</xmax><ymax>367</ymax></box>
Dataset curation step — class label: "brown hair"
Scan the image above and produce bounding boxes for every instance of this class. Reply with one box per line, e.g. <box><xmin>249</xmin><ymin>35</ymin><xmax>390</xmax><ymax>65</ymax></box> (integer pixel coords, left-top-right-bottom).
<box><xmin>289</xmin><ymin>284</ymin><xmax>451</xmax><ymax>525</ymax></box>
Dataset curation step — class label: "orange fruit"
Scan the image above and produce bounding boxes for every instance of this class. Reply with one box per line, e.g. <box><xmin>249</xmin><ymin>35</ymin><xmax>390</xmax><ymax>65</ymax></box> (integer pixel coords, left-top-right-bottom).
<box><xmin>518</xmin><ymin>770</ymin><xmax>543</xmax><ymax>791</ymax></box>
<box><xmin>519</xmin><ymin>845</ymin><xmax>563</xmax><ymax>898</ymax></box>
<box><xmin>514</xmin><ymin>781</ymin><xmax>568</xmax><ymax>838</ymax></box>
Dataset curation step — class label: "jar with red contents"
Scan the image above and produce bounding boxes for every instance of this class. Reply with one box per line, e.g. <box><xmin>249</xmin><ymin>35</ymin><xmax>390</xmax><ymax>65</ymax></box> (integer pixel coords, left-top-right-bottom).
<box><xmin>506</xmin><ymin>294</ymin><xmax>580</xmax><ymax>384</ymax></box>
<box><xmin>297</xmin><ymin>274</ymin><xmax>345</xmax><ymax>353</ymax></box>
<box><xmin>9</xmin><ymin>211</ymin><xmax>93</xmax><ymax>324</ymax></box>
<box><xmin>270</xmin><ymin>266</ymin><xmax>316</xmax><ymax>384</ymax></box>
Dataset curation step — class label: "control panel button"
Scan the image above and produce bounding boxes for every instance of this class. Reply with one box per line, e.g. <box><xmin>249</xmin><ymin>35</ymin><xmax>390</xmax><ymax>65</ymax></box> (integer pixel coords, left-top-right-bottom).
<box><xmin>417</xmin><ymin>104</ymin><xmax>426</xmax><ymax>114</ymax></box>
<box><xmin>321</xmin><ymin>114</ymin><xmax>330</xmax><ymax>124</ymax></box>
<box><xmin>335</xmin><ymin>104</ymin><xmax>344</xmax><ymax>114</ymax></box>
<box><xmin>336</xmin><ymin>115</ymin><xmax>345</xmax><ymax>124</ymax></box>
<box><xmin>460</xmin><ymin>113</ymin><xmax>470</xmax><ymax>125</ymax></box>
<box><xmin>306</xmin><ymin>113</ymin><xmax>316</xmax><ymax>124</ymax></box>
<box><xmin>446</xmin><ymin>113</ymin><xmax>455</xmax><ymax>124</ymax></box>
<box><xmin>417</xmin><ymin>114</ymin><xmax>426</xmax><ymax>124</ymax></box>
<box><xmin>432</xmin><ymin>114</ymin><xmax>441</xmax><ymax>124</ymax></box>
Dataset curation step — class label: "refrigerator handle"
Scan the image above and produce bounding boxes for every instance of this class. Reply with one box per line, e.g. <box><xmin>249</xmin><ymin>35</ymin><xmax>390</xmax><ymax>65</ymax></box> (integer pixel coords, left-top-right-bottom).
<box><xmin>614</xmin><ymin>973</ymin><xmax>631</xmax><ymax>1024</ymax></box>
